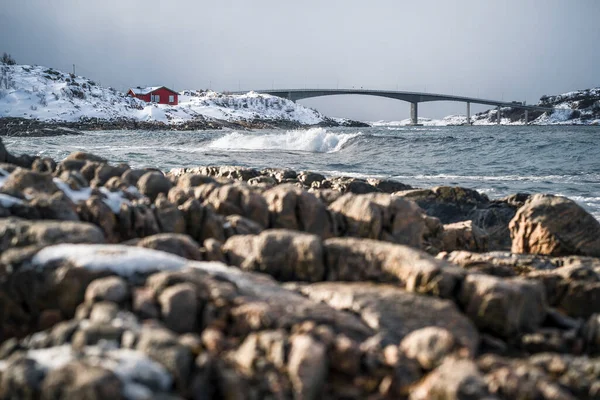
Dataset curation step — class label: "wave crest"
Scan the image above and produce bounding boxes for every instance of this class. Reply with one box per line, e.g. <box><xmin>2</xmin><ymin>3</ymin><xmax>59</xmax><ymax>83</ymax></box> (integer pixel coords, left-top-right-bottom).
<box><xmin>207</xmin><ymin>128</ymin><xmax>360</xmax><ymax>153</ymax></box>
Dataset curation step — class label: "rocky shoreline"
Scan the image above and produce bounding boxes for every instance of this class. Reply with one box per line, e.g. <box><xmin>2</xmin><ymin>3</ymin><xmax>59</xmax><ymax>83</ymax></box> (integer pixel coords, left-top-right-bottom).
<box><xmin>1</xmin><ymin>137</ymin><xmax>600</xmax><ymax>399</ymax></box>
<box><xmin>0</xmin><ymin>116</ymin><xmax>369</xmax><ymax>137</ymax></box>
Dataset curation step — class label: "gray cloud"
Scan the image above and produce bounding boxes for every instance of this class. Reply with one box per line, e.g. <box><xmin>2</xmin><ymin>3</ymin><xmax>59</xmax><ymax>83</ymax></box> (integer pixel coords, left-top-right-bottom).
<box><xmin>1</xmin><ymin>0</ymin><xmax>599</xmax><ymax>120</ymax></box>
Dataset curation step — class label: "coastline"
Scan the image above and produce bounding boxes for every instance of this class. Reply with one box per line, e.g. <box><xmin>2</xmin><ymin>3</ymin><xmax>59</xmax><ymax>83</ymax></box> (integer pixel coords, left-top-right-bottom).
<box><xmin>1</xmin><ymin>138</ymin><xmax>600</xmax><ymax>398</ymax></box>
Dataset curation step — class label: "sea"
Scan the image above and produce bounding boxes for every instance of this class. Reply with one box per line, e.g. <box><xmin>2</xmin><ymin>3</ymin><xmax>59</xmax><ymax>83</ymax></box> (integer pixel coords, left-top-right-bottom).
<box><xmin>4</xmin><ymin>125</ymin><xmax>600</xmax><ymax>220</ymax></box>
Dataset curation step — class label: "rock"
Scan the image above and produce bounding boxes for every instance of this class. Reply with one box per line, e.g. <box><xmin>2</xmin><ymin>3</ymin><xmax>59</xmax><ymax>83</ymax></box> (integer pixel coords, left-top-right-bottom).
<box><xmin>158</xmin><ymin>283</ymin><xmax>198</xmax><ymax>333</ymax></box>
<box><xmin>121</xmin><ymin>169</ymin><xmax>147</xmax><ymax>186</ymax></box>
<box><xmin>329</xmin><ymin>193</ymin><xmax>428</xmax><ymax>248</ymax></box>
<box><xmin>261</xmin><ymin>167</ymin><xmax>297</xmax><ymax>182</ymax></box>
<box><xmin>136</xmin><ymin>327</ymin><xmax>193</xmax><ymax>393</ymax></box>
<box><xmin>367</xmin><ymin>178</ymin><xmax>412</xmax><ymax>193</ymax></box>
<box><xmin>137</xmin><ymin>172</ymin><xmax>173</xmax><ymax>202</ymax></box>
<box><xmin>63</xmin><ymin>151</ymin><xmax>108</xmax><ymax>163</ymax></box>
<box><xmin>510</xmin><ymin>194</ymin><xmax>600</xmax><ymax>257</ymax></box>
<box><xmin>410</xmin><ymin>358</ymin><xmax>491</xmax><ymax>400</ymax></box>
<box><xmin>0</xmin><ymin>218</ymin><xmax>105</xmax><ymax>252</ymax></box>
<box><xmin>41</xmin><ymin>361</ymin><xmax>124</xmax><ymax>400</ymax></box>
<box><xmin>27</xmin><ymin>191</ymin><xmax>79</xmax><ymax>222</ymax></box>
<box><xmin>197</xmin><ymin>183</ymin><xmax>269</xmax><ymax>228</ymax></box>
<box><xmin>324</xmin><ymin>237</ymin><xmax>465</xmax><ymax>299</ymax></box>
<box><xmin>459</xmin><ymin>274</ymin><xmax>547</xmax><ymax>337</ymax></box>
<box><xmin>175</xmin><ymin>173</ymin><xmax>215</xmax><ymax>189</ymax></box>
<box><xmin>263</xmin><ymin>184</ymin><xmax>333</xmax><ymax>238</ymax></box>
<box><xmin>88</xmin><ymin>301</ymin><xmax>119</xmax><ymax>324</ymax></box>
<box><xmin>223</xmin><ymin>230</ymin><xmax>325</xmax><ymax>282</ymax></box>
<box><xmin>202</xmin><ymin>238</ymin><xmax>225</xmax><ymax>263</ymax></box>
<box><xmin>31</xmin><ymin>157</ymin><xmax>56</xmax><ymax>174</ymax></box>
<box><xmin>0</xmin><ymin>355</ymin><xmax>45</xmax><ymax>400</ymax></box>
<box><xmin>71</xmin><ymin>322</ymin><xmax>123</xmax><ymax>348</ymax></box>
<box><xmin>77</xmin><ymin>196</ymin><xmax>119</xmax><ymax>243</ymax></box>
<box><xmin>399</xmin><ymin>327</ymin><xmax>457</xmax><ymax>370</ymax></box>
<box><xmin>297</xmin><ymin>171</ymin><xmax>325</xmax><ymax>187</ymax></box>
<box><xmin>328</xmin><ymin>177</ymin><xmax>381</xmax><ymax>194</ymax></box>
<box><xmin>179</xmin><ymin>198</ymin><xmax>225</xmax><ymax>243</ymax></box>
<box><xmin>287</xmin><ymin>334</ymin><xmax>328</xmax><ymax>400</ymax></box>
<box><xmin>438</xmin><ymin>250</ymin><xmax>557</xmax><ymax>277</ymax></box>
<box><xmin>300</xmin><ymin>283</ymin><xmax>479</xmax><ymax>353</ymax></box>
<box><xmin>154</xmin><ymin>195</ymin><xmax>186</xmax><ymax>234</ymax></box>
<box><xmin>247</xmin><ymin>175</ymin><xmax>277</xmax><ymax>187</ymax></box>
<box><xmin>223</xmin><ymin>215</ymin><xmax>263</xmax><ymax>237</ymax></box>
<box><xmin>132</xmin><ymin>287</ymin><xmax>159</xmax><ymax>319</ymax></box>
<box><xmin>395</xmin><ymin>186</ymin><xmax>489</xmax><ymax>224</ymax></box>
<box><xmin>441</xmin><ymin>220</ymin><xmax>489</xmax><ymax>252</ymax></box>
<box><xmin>0</xmin><ymin>168</ymin><xmax>59</xmax><ymax>197</ymax></box>
<box><xmin>118</xmin><ymin>202</ymin><xmax>161</xmax><ymax>241</ymax></box>
<box><xmin>93</xmin><ymin>164</ymin><xmax>128</xmax><ymax>187</ymax></box>
<box><xmin>134</xmin><ymin>233</ymin><xmax>203</xmax><ymax>260</ymax></box>
<box><xmin>308</xmin><ymin>188</ymin><xmax>342</xmax><ymax>205</ymax></box>
<box><xmin>84</xmin><ymin>276</ymin><xmax>129</xmax><ymax>304</ymax></box>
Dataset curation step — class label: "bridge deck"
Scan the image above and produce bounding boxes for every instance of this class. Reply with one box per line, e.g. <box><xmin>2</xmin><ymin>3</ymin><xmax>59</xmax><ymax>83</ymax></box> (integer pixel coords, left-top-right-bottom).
<box><xmin>231</xmin><ymin>88</ymin><xmax>554</xmax><ymax>112</ymax></box>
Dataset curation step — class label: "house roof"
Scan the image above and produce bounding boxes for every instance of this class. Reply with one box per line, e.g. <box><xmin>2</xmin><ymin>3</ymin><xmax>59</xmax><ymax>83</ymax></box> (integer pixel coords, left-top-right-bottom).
<box><xmin>129</xmin><ymin>86</ymin><xmax>178</xmax><ymax>95</ymax></box>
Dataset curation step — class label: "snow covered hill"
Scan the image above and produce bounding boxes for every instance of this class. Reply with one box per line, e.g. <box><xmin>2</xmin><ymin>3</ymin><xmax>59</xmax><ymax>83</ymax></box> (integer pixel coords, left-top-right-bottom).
<box><xmin>0</xmin><ymin>64</ymin><xmax>341</xmax><ymax>126</ymax></box>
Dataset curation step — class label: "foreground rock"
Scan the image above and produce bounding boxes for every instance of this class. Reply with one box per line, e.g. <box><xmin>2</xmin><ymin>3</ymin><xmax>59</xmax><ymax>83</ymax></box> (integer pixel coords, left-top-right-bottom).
<box><xmin>510</xmin><ymin>194</ymin><xmax>600</xmax><ymax>257</ymax></box>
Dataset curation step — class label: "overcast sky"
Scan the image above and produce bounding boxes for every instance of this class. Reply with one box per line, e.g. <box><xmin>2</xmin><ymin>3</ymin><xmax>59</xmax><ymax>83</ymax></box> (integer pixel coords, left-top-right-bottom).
<box><xmin>1</xmin><ymin>0</ymin><xmax>599</xmax><ymax>120</ymax></box>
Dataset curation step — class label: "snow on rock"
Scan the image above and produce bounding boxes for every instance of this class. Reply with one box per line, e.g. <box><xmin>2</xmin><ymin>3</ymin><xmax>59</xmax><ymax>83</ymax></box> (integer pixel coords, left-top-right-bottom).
<box><xmin>0</xmin><ymin>65</ymin><xmax>332</xmax><ymax>125</ymax></box>
<box><xmin>53</xmin><ymin>178</ymin><xmax>130</xmax><ymax>214</ymax></box>
<box><xmin>19</xmin><ymin>344</ymin><xmax>172</xmax><ymax>400</ymax></box>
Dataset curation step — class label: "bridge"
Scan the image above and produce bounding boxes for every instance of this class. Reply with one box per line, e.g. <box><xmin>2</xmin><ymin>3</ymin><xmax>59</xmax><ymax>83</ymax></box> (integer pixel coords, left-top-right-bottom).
<box><xmin>232</xmin><ymin>88</ymin><xmax>555</xmax><ymax>125</ymax></box>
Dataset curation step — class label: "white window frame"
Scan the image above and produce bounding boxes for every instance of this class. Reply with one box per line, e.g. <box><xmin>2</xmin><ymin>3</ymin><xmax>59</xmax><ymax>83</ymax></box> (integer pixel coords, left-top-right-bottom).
<box><xmin>169</xmin><ymin>95</ymin><xmax>175</xmax><ymax>103</ymax></box>
<box><xmin>154</xmin><ymin>94</ymin><xmax>160</xmax><ymax>102</ymax></box>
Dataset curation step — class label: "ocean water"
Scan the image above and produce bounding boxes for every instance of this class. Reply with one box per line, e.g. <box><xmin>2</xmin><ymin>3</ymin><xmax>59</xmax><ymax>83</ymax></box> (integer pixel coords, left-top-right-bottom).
<box><xmin>4</xmin><ymin>125</ymin><xmax>600</xmax><ymax>219</ymax></box>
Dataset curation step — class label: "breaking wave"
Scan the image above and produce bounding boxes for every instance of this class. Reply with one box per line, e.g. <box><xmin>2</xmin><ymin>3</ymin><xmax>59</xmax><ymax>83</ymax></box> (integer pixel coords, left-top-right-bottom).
<box><xmin>207</xmin><ymin>128</ymin><xmax>361</xmax><ymax>153</ymax></box>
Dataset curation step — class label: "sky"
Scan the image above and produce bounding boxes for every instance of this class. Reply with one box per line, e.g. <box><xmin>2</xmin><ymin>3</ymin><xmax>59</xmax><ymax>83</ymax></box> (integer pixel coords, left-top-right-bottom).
<box><xmin>1</xmin><ymin>0</ymin><xmax>599</xmax><ymax>120</ymax></box>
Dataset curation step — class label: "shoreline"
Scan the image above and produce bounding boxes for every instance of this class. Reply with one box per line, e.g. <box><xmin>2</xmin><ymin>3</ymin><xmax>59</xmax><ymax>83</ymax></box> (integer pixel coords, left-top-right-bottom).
<box><xmin>1</xmin><ymin>138</ymin><xmax>600</xmax><ymax>398</ymax></box>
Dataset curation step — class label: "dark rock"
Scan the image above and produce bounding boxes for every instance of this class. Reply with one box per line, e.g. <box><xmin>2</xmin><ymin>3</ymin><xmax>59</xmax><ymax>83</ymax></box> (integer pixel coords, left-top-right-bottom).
<box><xmin>0</xmin><ymin>355</ymin><xmax>46</xmax><ymax>400</ymax></box>
<box><xmin>158</xmin><ymin>282</ymin><xmax>198</xmax><ymax>333</ymax></box>
<box><xmin>367</xmin><ymin>178</ymin><xmax>412</xmax><ymax>193</ymax></box>
<box><xmin>77</xmin><ymin>196</ymin><xmax>119</xmax><ymax>243</ymax></box>
<box><xmin>154</xmin><ymin>195</ymin><xmax>186</xmax><ymax>234</ymax></box>
<box><xmin>297</xmin><ymin>171</ymin><xmax>325</xmax><ymax>187</ymax></box>
<box><xmin>84</xmin><ymin>276</ymin><xmax>129</xmax><ymax>304</ymax></box>
<box><xmin>223</xmin><ymin>214</ymin><xmax>263</xmax><ymax>237</ymax></box>
<box><xmin>197</xmin><ymin>183</ymin><xmax>269</xmax><ymax>228</ymax></box>
<box><xmin>134</xmin><ymin>233</ymin><xmax>203</xmax><ymax>260</ymax></box>
<box><xmin>287</xmin><ymin>334</ymin><xmax>328</xmax><ymax>400</ymax></box>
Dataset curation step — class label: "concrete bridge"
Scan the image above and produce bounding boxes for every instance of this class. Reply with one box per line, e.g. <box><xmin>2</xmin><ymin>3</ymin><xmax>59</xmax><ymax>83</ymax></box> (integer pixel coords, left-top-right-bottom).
<box><xmin>233</xmin><ymin>88</ymin><xmax>554</xmax><ymax>125</ymax></box>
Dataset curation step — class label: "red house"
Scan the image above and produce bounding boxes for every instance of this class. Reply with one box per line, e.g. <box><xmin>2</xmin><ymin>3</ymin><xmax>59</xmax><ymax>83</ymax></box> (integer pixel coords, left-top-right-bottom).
<box><xmin>127</xmin><ymin>86</ymin><xmax>179</xmax><ymax>105</ymax></box>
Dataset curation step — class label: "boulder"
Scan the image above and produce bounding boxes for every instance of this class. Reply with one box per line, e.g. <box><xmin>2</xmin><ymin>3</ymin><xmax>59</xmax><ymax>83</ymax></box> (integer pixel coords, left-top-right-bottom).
<box><xmin>0</xmin><ymin>218</ymin><xmax>105</xmax><ymax>252</ymax></box>
<box><xmin>197</xmin><ymin>183</ymin><xmax>269</xmax><ymax>228</ymax></box>
<box><xmin>510</xmin><ymin>194</ymin><xmax>600</xmax><ymax>257</ymax></box>
<box><xmin>179</xmin><ymin>198</ymin><xmax>225</xmax><ymax>243</ymax></box>
<box><xmin>158</xmin><ymin>283</ymin><xmax>198</xmax><ymax>334</ymax></box>
<box><xmin>410</xmin><ymin>358</ymin><xmax>491</xmax><ymax>400</ymax></box>
<box><xmin>324</xmin><ymin>237</ymin><xmax>465</xmax><ymax>299</ymax></box>
<box><xmin>300</xmin><ymin>283</ymin><xmax>479</xmax><ymax>353</ymax></box>
<box><xmin>63</xmin><ymin>151</ymin><xmax>108</xmax><ymax>163</ymax></box>
<box><xmin>459</xmin><ymin>274</ymin><xmax>547</xmax><ymax>337</ymax></box>
<box><xmin>441</xmin><ymin>220</ymin><xmax>489</xmax><ymax>252</ymax></box>
<box><xmin>41</xmin><ymin>361</ymin><xmax>124</xmax><ymax>400</ymax></box>
<box><xmin>287</xmin><ymin>334</ymin><xmax>328</xmax><ymax>400</ymax></box>
<box><xmin>223</xmin><ymin>214</ymin><xmax>263</xmax><ymax>237</ymax></box>
<box><xmin>263</xmin><ymin>184</ymin><xmax>333</xmax><ymax>238</ymax></box>
<box><xmin>223</xmin><ymin>230</ymin><xmax>325</xmax><ymax>282</ymax></box>
<box><xmin>367</xmin><ymin>178</ymin><xmax>412</xmax><ymax>193</ymax></box>
<box><xmin>154</xmin><ymin>195</ymin><xmax>186</xmax><ymax>234</ymax></box>
<box><xmin>29</xmin><ymin>191</ymin><xmax>80</xmax><ymax>221</ymax></box>
<box><xmin>329</xmin><ymin>193</ymin><xmax>428</xmax><ymax>248</ymax></box>
<box><xmin>133</xmin><ymin>233</ymin><xmax>203</xmax><ymax>260</ymax></box>
<box><xmin>399</xmin><ymin>327</ymin><xmax>457</xmax><ymax>370</ymax></box>
<box><xmin>0</xmin><ymin>355</ymin><xmax>45</xmax><ymax>400</ymax></box>
<box><xmin>0</xmin><ymin>168</ymin><xmax>59</xmax><ymax>197</ymax></box>
<box><xmin>297</xmin><ymin>171</ymin><xmax>325</xmax><ymax>187</ymax></box>
<box><xmin>137</xmin><ymin>172</ymin><xmax>173</xmax><ymax>202</ymax></box>
<box><xmin>77</xmin><ymin>196</ymin><xmax>119</xmax><ymax>243</ymax></box>
<box><xmin>84</xmin><ymin>276</ymin><xmax>129</xmax><ymax>305</ymax></box>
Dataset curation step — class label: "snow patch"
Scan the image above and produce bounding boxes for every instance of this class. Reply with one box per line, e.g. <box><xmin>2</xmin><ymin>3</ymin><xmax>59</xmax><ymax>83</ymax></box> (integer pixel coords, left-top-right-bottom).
<box><xmin>208</xmin><ymin>128</ymin><xmax>360</xmax><ymax>153</ymax></box>
<box><xmin>53</xmin><ymin>178</ymin><xmax>129</xmax><ymax>214</ymax></box>
<box><xmin>0</xmin><ymin>193</ymin><xmax>24</xmax><ymax>207</ymax></box>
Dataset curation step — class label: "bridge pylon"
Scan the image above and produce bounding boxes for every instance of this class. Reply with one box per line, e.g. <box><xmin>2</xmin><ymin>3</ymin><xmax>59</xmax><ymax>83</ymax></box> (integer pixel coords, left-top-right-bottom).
<box><xmin>410</xmin><ymin>102</ymin><xmax>422</xmax><ymax>126</ymax></box>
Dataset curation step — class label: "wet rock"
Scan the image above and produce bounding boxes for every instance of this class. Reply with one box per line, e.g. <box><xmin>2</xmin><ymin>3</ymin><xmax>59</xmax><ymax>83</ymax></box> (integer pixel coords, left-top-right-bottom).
<box><xmin>510</xmin><ymin>194</ymin><xmax>600</xmax><ymax>257</ymax></box>
<box><xmin>300</xmin><ymin>283</ymin><xmax>479</xmax><ymax>353</ymax></box>
<box><xmin>288</xmin><ymin>334</ymin><xmax>328</xmax><ymax>400</ymax></box>
<box><xmin>263</xmin><ymin>184</ymin><xmax>333</xmax><ymax>238</ymax></box>
<box><xmin>41</xmin><ymin>361</ymin><xmax>124</xmax><ymax>400</ymax></box>
<box><xmin>0</xmin><ymin>217</ymin><xmax>105</xmax><ymax>252</ymax></box>
<box><xmin>133</xmin><ymin>233</ymin><xmax>203</xmax><ymax>261</ymax></box>
<box><xmin>399</xmin><ymin>327</ymin><xmax>457</xmax><ymax>370</ymax></box>
<box><xmin>137</xmin><ymin>171</ymin><xmax>173</xmax><ymax>202</ymax></box>
<box><xmin>459</xmin><ymin>274</ymin><xmax>547</xmax><ymax>337</ymax></box>
<box><xmin>158</xmin><ymin>283</ymin><xmax>198</xmax><ymax>333</ymax></box>
<box><xmin>441</xmin><ymin>220</ymin><xmax>489</xmax><ymax>252</ymax></box>
<box><xmin>410</xmin><ymin>358</ymin><xmax>491</xmax><ymax>400</ymax></box>
<box><xmin>223</xmin><ymin>230</ymin><xmax>325</xmax><ymax>282</ymax></box>
<box><xmin>329</xmin><ymin>193</ymin><xmax>428</xmax><ymax>248</ymax></box>
<box><xmin>0</xmin><ymin>168</ymin><xmax>59</xmax><ymax>198</ymax></box>
<box><xmin>324</xmin><ymin>237</ymin><xmax>465</xmax><ymax>299</ymax></box>
<box><xmin>84</xmin><ymin>276</ymin><xmax>129</xmax><ymax>305</ymax></box>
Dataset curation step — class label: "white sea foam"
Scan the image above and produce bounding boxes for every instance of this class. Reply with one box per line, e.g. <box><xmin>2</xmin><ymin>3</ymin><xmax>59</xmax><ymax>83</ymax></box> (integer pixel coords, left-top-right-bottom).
<box><xmin>207</xmin><ymin>128</ymin><xmax>360</xmax><ymax>153</ymax></box>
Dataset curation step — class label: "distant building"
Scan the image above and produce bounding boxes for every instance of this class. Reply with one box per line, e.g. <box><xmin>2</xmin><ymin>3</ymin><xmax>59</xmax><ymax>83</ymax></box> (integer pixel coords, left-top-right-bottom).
<box><xmin>128</xmin><ymin>86</ymin><xmax>178</xmax><ymax>105</ymax></box>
